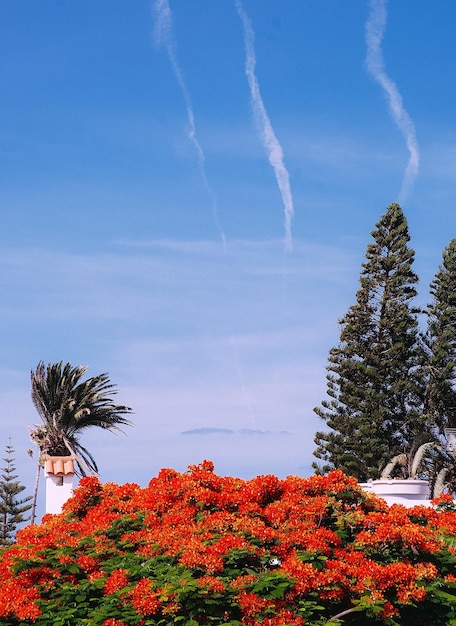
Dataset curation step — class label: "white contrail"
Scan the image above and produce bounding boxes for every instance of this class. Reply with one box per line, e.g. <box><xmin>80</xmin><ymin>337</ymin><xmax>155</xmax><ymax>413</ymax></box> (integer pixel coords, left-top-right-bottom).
<box><xmin>153</xmin><ymin>0</ymin><xmax>226</xmax><ymax>249</ymax></box>
<box><xmin>235</xmin><ymin>0</ymin><xmax>294</xmax><ymax>252</ymax></box>
<box><xmin>365</xmin><ymin>0</ymin><xmax>419</xmax><ymax>205</ymax></box>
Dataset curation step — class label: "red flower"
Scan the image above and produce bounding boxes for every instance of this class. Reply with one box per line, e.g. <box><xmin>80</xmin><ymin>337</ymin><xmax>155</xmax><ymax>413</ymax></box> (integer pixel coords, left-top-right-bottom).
<box><xmin>104</xmin><ymin>569</ymin><xmax>129</xmax><ymax>595</ymax></box>
<box><xmin>237</xmin><ymin>591</ymin><xmax>270</xmax><ymax>616</ymax></box>
<box><xmin>130</xmin><ymin>578</ymin><xmax>162</xmax><ymax>616</ymax></box>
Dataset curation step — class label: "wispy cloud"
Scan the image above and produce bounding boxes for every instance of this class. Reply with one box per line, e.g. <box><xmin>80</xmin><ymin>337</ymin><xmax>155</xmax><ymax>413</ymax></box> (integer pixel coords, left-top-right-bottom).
<box><xmin>235</xmin><ymin>0</ymin><xmax>294</xmax><ymax>251</ymax></box>
<box><xmin>365</xmin><ymin>0</ymin><xmax>419</xmax><ymax>204</ymax></box>
<box><xmin>152</xmin><ymin>0</ymin><xmax>226</xmax><ymax>247</ymax></box>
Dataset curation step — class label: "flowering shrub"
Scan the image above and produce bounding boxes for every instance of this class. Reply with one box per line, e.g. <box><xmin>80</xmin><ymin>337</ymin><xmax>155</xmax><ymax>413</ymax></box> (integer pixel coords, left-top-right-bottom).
<box><xmin>0</xmin><ymin>461</ymin><xmax>456</xmax><ymax>625</ymax></box>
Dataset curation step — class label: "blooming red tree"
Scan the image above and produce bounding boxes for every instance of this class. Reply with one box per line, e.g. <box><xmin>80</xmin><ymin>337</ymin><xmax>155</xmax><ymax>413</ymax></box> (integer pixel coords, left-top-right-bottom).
<box><xmin>0</xmin><ymin>461</ymin><xmax>455</xmax><ymax>625</ymax></box>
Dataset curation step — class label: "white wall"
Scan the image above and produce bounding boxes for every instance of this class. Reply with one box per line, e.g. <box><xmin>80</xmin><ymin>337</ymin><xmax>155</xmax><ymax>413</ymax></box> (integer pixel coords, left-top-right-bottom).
<box><xmin>45</xmin><ymin>472</ymin><xmax>74</xmax><ymax>515</ymax></box>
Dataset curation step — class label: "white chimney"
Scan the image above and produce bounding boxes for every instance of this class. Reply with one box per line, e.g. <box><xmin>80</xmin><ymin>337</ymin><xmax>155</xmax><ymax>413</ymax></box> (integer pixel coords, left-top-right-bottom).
<box><xmin>44</xmin><ymin>456</ymin><xmax>76</xmax><ymax>514</ymax></box>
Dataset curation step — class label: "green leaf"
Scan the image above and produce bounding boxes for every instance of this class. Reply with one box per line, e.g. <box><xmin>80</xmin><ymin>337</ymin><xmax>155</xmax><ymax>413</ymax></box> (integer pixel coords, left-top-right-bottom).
<box><xmin>68</xmin><ymin>564</ymin><xmax>80</xmax><ymax>574</ymax></box>
<box><xmin>433</xmin><ymin>589</ymin><xmax>456</xmax><ymax>604</ymax></box>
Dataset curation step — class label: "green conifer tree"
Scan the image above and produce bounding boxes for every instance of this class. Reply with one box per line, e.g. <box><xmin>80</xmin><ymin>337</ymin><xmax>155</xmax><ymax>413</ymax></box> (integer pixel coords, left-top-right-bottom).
<box><xmin>0</xmin><ymin>440</ymin><xmax>32</xmax><ymax>546</ymax></box>
<box><xmin>313</xmin><ymin>203</ymin><xmax>422</xmax><ymax>481</ymax></box>
<box><xmin>421</xmin><ymin>238</ymin><xmax>456</xmax><ymax>434</ymax></box>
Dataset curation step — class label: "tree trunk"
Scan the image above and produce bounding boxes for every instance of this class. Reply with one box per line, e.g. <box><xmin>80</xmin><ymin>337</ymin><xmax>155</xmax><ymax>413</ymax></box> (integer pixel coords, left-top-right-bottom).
<box><xmin>30</xmin><ymin>459</ymin><xmax>41</xmax><ymax>525</ymax></box>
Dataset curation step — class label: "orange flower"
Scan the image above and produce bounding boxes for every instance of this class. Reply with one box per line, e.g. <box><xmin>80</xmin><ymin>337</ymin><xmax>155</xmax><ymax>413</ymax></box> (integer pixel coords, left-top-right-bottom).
<box><xmin>130</xmin><ymin>578</ymin><xmax>162</xmax><ymax>616</ymax></box>
<box><xmin>237</xmin><ymin>591</ymin><xmax>270</xmax><ymax>616</ymax></box>
<box><xmin>0</xmin><ymin>582</ymin><xmax>41</xmax><ymax>621</ymax></box>
<box><xmin>104</xmin><ymin>569</ymin><xmax>129</xmax><ymax>595</ymax></box>
<box><xmin>77</xmin><ymin>554</ymin><xmax>99</xmax><ymax>573</ymax></box>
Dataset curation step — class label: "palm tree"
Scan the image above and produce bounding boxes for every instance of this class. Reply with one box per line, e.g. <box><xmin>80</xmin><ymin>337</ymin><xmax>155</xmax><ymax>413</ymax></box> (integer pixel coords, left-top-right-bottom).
<box><xmin>29</xmin><ymin>361</ymin><xmax>133</xmax><ymax>522</ymax></box>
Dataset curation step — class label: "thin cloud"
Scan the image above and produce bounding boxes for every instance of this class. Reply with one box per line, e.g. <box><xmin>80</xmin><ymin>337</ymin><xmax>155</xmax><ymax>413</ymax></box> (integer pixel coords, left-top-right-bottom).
<box><xmin>182</xmin><ymin>428</ymin><xmax>235</xmax><ymax>436</ymax></box>
<box><xmin>365</xmin><ymin>0</ymin><xmax>419</xmax><ymax>204</ymax></box>
<box><xmin>152</xmin><ymin>0</ymin><xmax>226</xmax><ymax>248</ymax></box>
<box><xmin>235</xmin><ymin>0</ymin><xmax>294</xmax><ymax>251</ymax></box>
<box><xmin>181</xmin><ymin>427</ymin><xmax>291</xmax><ymax>437</ymax></box>
<box><xmin>239</xmin><ymin>428</ymin><xmax>291</xmax><ymax>436</ymax></box>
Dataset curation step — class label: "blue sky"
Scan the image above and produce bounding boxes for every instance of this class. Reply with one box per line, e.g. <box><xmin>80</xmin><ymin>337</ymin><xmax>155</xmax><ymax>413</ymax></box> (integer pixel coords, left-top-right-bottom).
<box><xmin>1</xmin><ymin>0</ymin><xmax>455</xmax><ymax>519</ymax></box>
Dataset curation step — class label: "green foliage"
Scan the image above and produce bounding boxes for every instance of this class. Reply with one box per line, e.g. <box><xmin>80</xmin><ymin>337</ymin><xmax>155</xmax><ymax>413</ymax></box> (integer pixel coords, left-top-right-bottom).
<box><xmin>420</xmin><ymin>238</ymin><xmax>456</xmax><ymax>434</ymax></box>
<box><xmin>0</xmin><ymin>439</ymin><xmax>32</xmax><ymax>546</ymax></box>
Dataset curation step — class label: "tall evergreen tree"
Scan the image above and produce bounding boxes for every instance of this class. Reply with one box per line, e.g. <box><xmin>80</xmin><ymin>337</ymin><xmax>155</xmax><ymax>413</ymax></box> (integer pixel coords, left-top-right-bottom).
<box><xmin>0</xmin><ymin>440</ymin><xmax>32</xmax><ymax>546</ymax></box>
<box><xmin>414</xmin><ymin>240</ymin><xmax>456</xmax><ymax>497</ymax></box>
<box><xmin>420</xmin><ymin>238</ymin><xmax>456</xmax><ymax>436</ymax></box>
<box><xmin>313</xmin><ymin>203</ymin><xmax>422</xmax><ymax>481</ymax></box>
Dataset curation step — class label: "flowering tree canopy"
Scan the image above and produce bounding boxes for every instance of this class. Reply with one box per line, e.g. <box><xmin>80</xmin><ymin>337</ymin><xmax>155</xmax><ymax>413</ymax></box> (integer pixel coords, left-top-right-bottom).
<box><xmin>0</xmin><ymin>462</ymin><xmax>456</xmax><ymax>625</ymax></box>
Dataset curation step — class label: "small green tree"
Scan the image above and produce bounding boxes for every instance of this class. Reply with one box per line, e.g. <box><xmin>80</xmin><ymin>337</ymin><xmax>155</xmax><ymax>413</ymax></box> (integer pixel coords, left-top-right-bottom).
<box><xmin>0</xmin><ymin>440</ymin><xmax>32</xmax><ymax>546</ymax></box>
<box><xmin>313</xmin><ymin>203</ymin><xmax>422</xmax><ymax>481</ymax></box>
